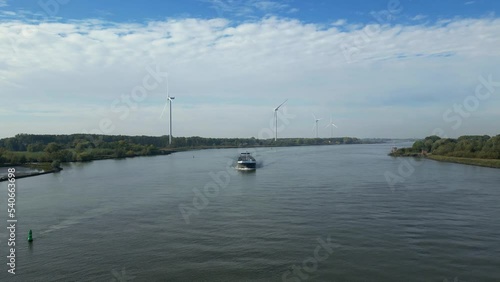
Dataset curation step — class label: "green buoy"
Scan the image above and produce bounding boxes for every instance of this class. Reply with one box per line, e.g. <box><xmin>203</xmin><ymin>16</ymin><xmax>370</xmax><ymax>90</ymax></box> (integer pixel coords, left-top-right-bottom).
<box><xmin>28</xmin><ymin>229</ymin><xmax>33</xmax><ymax>242</ymax></box>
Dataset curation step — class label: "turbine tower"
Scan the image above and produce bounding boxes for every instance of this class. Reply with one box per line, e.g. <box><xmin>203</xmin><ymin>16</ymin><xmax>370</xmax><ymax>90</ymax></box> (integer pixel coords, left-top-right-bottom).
<box><xmin>168</xmin><ymin>94</ymin><xmax>175</xmax><ymax>145</ymax></box>
<box><xmin>325</xmin><ymin>115</ymin><xmax>338</xmax><ymax>138</ymax></box>
<box><xmin>160</xmin><ymin>77</ymin><xmax>175</xmax><ymax>145</ymax></box>
<box><xmin>312</xmin><ymin>114</ymin><xmax>322</xmax><ymax>138</ymax></box>
<box><xmin>274</xmin><ymin>99</ymin><xmax>288</xmax><ymax>141</ymax></box>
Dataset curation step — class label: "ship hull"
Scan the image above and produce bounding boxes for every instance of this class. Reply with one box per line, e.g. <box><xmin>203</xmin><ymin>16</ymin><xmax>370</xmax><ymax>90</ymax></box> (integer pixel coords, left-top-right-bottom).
<box><xmin>236</xmin><ymin>162</ymin><xmax>256</xmax><ymax>170</ymax></box>
<box><xmin>236</xmin><ymin>152</ymin><xmax>257</xmax><ymax>171</ymax></box>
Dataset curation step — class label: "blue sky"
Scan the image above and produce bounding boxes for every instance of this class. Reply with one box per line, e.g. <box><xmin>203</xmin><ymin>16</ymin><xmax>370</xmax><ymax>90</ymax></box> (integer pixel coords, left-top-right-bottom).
<box><xmin>4</xmin><ymin>0</ymin><xmax>498</xmax><ymax>24</ymax></box>
<box><xmin>1</xmin><ymin>0</ymin><xmax>499</xmax><ymax>138</ymax></box>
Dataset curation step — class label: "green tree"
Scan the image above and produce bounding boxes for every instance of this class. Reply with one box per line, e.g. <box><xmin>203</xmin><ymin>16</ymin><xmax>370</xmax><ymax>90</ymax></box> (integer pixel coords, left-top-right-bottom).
<box><xmin>76</xmin><ymin>152</ymin><xmax>93</xmax><ymax>162</ymax></box>
<box><xmin>430</xmin><ymin>138</ymin><xmax>457</xmax><ymax>155</ymax></box>
<box><xmin>44</xmin><ymin>142</ymin><xmax>62</xmax><ymax>153</ymax></box>
<box><xmin>412</xmin><ymin>140</ymin><xmax>425</xmax><ymax>151</ymax></box>
<box><xmin>51</xmin><ymin>160</ymin><xmax>61</xmax><ymax>169</ymax></box>
<box><xmin>113</xmin><ymin>148</ymin><xmax>126</xmax><ymax>158</ymax></box>
<box><xmin>19</xmin><ymin>155</ymin><xmax>27</xmax><ymax>164</ymax></box>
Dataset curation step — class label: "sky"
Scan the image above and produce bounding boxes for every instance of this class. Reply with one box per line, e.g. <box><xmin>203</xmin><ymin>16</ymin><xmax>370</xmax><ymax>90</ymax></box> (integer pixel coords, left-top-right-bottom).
<box><xmin>0</xmin><ymin>0</ymin><xmax>499</xmax><ymax>139</ymax></box>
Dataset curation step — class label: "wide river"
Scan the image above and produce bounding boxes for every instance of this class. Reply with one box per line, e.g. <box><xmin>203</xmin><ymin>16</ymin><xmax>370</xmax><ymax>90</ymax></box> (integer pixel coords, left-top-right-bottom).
<box><xmin>1</xmin><ymin>143</ymin><xmax>499</xmax><ymax>281</ymax></box>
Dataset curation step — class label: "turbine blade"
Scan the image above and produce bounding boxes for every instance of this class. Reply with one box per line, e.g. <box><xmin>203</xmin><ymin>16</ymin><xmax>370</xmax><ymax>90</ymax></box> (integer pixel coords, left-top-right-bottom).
<box><xmin>312</xmin><ymin>113</ymin><xmax>317</xmax><ymax>120</ymax></box>
<box><xmin>166</xmin><ymin>73</ymin><xmax>170</xmax><ymax>97</ymax></box>
<box><xmin>275</xmin><ymin>99</ymin><xmax>288</xmax><ymax>110</ymax></box>
<box><xmin>332</xmin><ymin>123</ymin><xmax>338</xmax><ymax>128</ymax></box>
<box><xmin>160</xmin><ymin>101</ymin><xmax>168</xmax><ymax>118</ymax></box>
<box><xmin>166</xmin><ymin>74</ymin><xmax>169</xmax><ymax>97</ymax></box>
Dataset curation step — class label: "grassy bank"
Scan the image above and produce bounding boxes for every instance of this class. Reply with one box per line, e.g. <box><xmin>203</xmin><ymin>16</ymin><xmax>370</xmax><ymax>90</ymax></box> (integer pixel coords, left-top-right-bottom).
<box><xmin>426</xmin><ymin>154</ymin><xmax>500</xmax><ymax>169</ymax></box>
<box><xmin>0</xmin><ymin>163</ymin><xmax>62</xmax><ymax>182</ymax></box>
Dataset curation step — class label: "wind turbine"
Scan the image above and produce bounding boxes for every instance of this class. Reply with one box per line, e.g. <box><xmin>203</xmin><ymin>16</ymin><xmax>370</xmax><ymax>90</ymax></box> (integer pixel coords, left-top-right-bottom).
<box><xmin>312</xmin><ymin>114</ymin><xmax>322</xmax><ymax>138</ymax></box>
<box><xmin>274</xmin><ymin>99</ymin><xmax>288</xmax><ymax>141</ymax></box>
<box><xmin>325</xmin><ymin>115</ymin><xmax>338</xmax><ymax>138</ymax></box>
<box><xmin>160</xmin><ymin>76</ymin><xmax>175</xmax><ymax>145</ymax></box>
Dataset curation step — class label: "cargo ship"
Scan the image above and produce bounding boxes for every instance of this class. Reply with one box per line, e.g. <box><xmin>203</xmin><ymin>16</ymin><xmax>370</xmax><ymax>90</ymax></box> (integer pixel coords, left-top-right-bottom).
<box><xmin>236</xmin><ymin>152</ymin><xmax>256</xmax><ymax>170</ymax></box>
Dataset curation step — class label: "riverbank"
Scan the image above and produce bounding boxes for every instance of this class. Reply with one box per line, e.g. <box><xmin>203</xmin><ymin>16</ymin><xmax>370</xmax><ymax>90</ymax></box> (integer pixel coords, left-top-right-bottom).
<box><xmin>0</xmin><ymin>142</ymin><xmax>387</xmax><ymax>182</ymax></box>
<box><xmin>388</xmin><ymin>134</ymin><xmax>500</xmax><ymax>169</ymax></box>
<box><xmin>0</xmin><ymin>146</ymin><xmax>255</xmax><ymax>182</ymax></box>
<box><xmin>389</xmin><ymin>152</ymin><xmax>500</xmax><ymax>169</ymax></box>
<box><xmin>388</xmin><ymin>151</ymin><xmax>422</xmax><ymax>157</ymax></box>
<box><xmin>0</xmin><ymin>165</ymin><xmax>63</xmax><ymax>182</ymax></box>
<box><xmin>0</xmin><ymin>151</ymin><xmax>177</xmax><ymax>182</ymax></box>
<box><xmin>426</xmin><ymin>154</ymin><xmax>500</xmax><ymax>169</ymax></box>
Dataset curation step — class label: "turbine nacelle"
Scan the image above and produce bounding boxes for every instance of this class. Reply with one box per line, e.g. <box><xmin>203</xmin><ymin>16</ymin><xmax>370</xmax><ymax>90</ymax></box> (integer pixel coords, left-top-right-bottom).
<box><xmin>311</xmin><ymin>113</ymin><xmax>323</xmax><ymax>138</ymax></box>
<box><xmin>274</xmin><ymin>99</ymin><xmax>288</xmax><ymax>112</ymax></box>
<box><xmin>312</xmin><ymin>114</ymin><xmax>322</xmax><ymax>122</ymax></box>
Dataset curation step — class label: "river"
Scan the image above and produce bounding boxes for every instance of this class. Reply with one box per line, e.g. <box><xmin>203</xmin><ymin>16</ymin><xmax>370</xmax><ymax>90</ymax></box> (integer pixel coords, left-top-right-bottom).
<box><xmin>0</xmin><ymin>143</ymin><xmax>499</xmax><ymax>281</ymax></box>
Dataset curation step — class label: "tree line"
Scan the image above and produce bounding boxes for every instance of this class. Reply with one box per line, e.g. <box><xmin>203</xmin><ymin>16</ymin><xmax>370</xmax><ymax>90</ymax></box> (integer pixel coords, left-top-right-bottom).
<box><xmin>392</xmin><ymin>135</ymin><xmax>500</xmax><ymax>159</ymax></box>
<box><xmin>0</xmin><ymin>134</ymin><xmax>366</xmax><ymax>165</ymax></box>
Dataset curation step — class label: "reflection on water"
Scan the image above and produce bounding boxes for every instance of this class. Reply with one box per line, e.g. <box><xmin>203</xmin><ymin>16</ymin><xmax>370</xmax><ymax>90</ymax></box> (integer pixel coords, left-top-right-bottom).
<box><xmin>0</xmin><ymin>166</ymin><xmax>43</xmax><ymax>178</ymax></box>
<box><xmin>1</xmin><ymin>143</ymin><xmax>499</xmax><ymax>281</ymax></box>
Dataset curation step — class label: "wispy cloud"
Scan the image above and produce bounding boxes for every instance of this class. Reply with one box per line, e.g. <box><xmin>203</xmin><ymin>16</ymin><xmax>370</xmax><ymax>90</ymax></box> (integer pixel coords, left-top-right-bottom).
<box><xmin>465</xmin><ymin>1</ymin><xmax>475</xmax><ymax>5</ymax></box>
<box><xmin>332</xmin><ymin>19</ymin><xmax>347</xmax><ymax>26</ymax></box>
<box><xmin>1</xmin><ymin>11</ymin><xmax>15</xmax><ymax>16</ymax></box>
<box><xmin>411</xmin><ymin>14</ymin><xmax>427</xmax><ymax>21</ymax></box>
<box><xmin>94</xmin><ymin>9</ymin><xmax>114</xmax><ymax>17</ymax></box>
<box><xmin>0</xmin><ymin>0</ymin><xmax>8</xmax><ymax>7</ymax></box>
<box><xmin>204</xmin><ymin>0</ymin><xmax>294</xmax><ymax>17</ymax></box>
<box><xmin>251</xmin><ymin>0</ymin><xmax>289</xmax><ymax>12</ymax></box>
<box><xmin>1</xmin><ymin>15</ymin><xmax>499</xmax><ymax>138</ymax></box>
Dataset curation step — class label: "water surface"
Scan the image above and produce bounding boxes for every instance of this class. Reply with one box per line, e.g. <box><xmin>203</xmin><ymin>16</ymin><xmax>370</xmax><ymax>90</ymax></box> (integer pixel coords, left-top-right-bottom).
<box><xmin>1</xmin><ymin>143</ymin><xmax>499</xmax><ymax>281</ymax></box>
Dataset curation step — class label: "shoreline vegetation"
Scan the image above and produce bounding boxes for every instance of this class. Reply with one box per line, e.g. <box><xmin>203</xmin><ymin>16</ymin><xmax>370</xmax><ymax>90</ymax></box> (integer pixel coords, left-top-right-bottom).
<box><xmin>0</xmin><ymin>133</ymin><xmax>392</xmax><ymax>181</ymax></box>
<box><xmin>389</xmin><ymin>134</ymin><xmax>500</xmax><ymax>169</ymax></box>
<box><xmin>426</xmin><ymin>154</ymin><xmax>500</xmax><ymax>169</ymax></box>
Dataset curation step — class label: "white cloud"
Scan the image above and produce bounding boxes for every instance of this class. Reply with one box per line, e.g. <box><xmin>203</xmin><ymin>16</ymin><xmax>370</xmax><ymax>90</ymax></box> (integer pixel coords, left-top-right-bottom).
<box><xmin>1</xmin><ymin>11</ymin><xmax>15</xmax><ymax>16</ymax></box>
<box><xmin>205</xmin><ymin>0</ymin><xmax>291</xmax><ymax>17</ymax></box>
<box><xmin>332</xmin><ymin>19</ymin><xmax>346</xmax><ymax>26</ymax></box>
<box><xmin>1</xmin><ymin>16</ymin><xmax>499</xmax><ymax>138</ymax></box>
<box><xmin>411</xmin><ymin>14</ymin><xmax>427</xmax><ymax>21</ymax></box>
<box><xmin>251</xmin><ymin>1</ymin><xmax>288</xmax><ymax>11</ymax></box>
<box><xmin>94</xmin><ymin>9</ymin><xmax>114</xmax><ymax>17</ymax></box>
<box><xmin>0</xmin><ymin>0</ymin><xmax>8</xmax><ymax>7</ymax></box>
